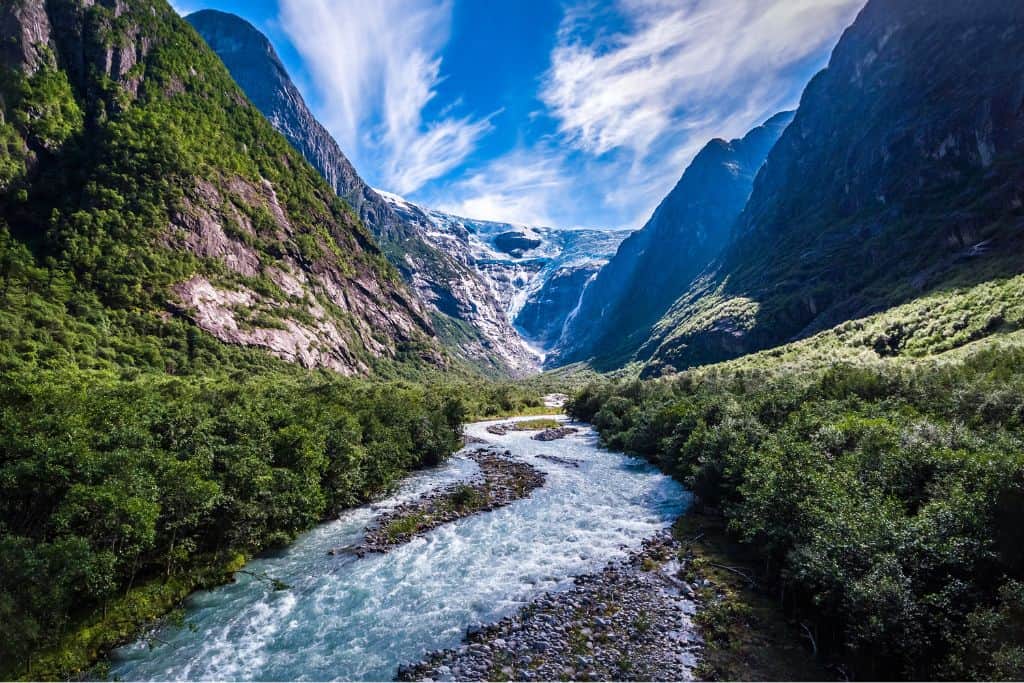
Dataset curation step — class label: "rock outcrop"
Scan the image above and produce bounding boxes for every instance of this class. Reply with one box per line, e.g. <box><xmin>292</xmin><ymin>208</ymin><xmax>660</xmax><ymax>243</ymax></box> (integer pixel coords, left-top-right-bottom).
<box><xmin>0</xmin><ymin>0</ymin><xmax>54</xmax><ymax>75</ymax></box>
<box><xmin>188</xmin><ymin>9</ymin><xmax>536</xmax><ymax>377</ymax></box>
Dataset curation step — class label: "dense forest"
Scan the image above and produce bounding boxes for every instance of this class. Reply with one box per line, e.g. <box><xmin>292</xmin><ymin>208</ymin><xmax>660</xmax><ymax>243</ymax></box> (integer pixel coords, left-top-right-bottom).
<box><xmin>0</xmin><ymin>226</ymin><xmax>557</xmax><ymax>679</ymax></box>
<box><xmin>569</xmin><ymin>332</ymin><xmax>1024</xmax><ymax>680</ymax></box>
<box><xmin>0</xmin><ymin>366</ymin><xmax>466</xmax><ymax>677</ymax></box>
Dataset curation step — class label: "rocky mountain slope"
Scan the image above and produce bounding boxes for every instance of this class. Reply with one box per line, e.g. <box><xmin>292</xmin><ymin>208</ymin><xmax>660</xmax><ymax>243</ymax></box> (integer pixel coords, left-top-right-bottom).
<box><xmin>0</xmin><ymin>0</ymin><xmax>439</xmax><ymax>376</ymax></box>
<box><xmin>553</xmin><ymin>112</ymin><xmax>793</xmax><ymax>369</ymax></box>
<box><xmin>187</xmin><ymin>9</ymin><xmax>535</xmax><ymax>377</ymax></box>
<box><xmin>639</xmin><ymin>0</ymin><xmax>1024</xmax><ymax>376</ymax></box>
<box><xmin>379</xmin><ymin>191</ymin><xmax>626</xmax><ymax>362</ymax></box>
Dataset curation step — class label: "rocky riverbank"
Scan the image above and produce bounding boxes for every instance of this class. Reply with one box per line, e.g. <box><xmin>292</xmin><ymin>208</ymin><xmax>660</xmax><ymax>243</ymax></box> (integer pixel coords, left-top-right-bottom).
<box><xmin>397</xmin><ymin>531</ymin><xmax>704</xmax><ymax>682</ymax></box>
<box><xmin>340</xmin><ymin>449</ymin><xmax>545</xmax><ymax>555</ymax></box>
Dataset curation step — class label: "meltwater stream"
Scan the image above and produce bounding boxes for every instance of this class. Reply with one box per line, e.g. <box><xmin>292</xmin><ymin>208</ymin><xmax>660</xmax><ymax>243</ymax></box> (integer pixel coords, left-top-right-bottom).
<box><xmin>110</xmin><ymin>417</ymin><xmax>689</xmax><ymax>681</ymax></box>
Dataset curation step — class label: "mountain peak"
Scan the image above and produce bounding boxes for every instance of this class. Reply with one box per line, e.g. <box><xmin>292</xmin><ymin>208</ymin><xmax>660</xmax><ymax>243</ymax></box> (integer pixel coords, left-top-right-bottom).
<box><xmin>0</xmin><ymin>0</ymin><xmax>439</xmax><ymax>375</ymax></box>
<box><xmin>641</xmin><ymin>0</ymin><xmax>1024</xmax><ymax>375</ymax></box>
<box><xmin>187</xmin><ymin>8</ymin><xmax>265</xmax><ymax>38</ymax></box>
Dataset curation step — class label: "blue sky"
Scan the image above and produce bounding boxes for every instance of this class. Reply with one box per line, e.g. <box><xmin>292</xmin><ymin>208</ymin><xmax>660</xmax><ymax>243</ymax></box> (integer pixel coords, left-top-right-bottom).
<box><xmin>171</xmin><ymin>0</ymin><xmax>864</xmax><ymax>229</ymax></box>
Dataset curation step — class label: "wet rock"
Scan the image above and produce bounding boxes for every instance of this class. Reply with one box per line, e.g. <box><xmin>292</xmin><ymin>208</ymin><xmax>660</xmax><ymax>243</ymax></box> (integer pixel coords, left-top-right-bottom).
<box><xmin>532</xmin><ymin>427</ymin><xmax>579</xmax><ymax>442</ymax></box>
<box><xmin>397</xmin><ymin>530</ymin><xmax>704</xmax><ymax>682</ymax></box>
<box><xmin>536</xmin><ymin>454</ymin><xmax>582</xmax><ymax>468</ymax></box>
<box><xmin>486</xmin><ymin>424</ymin><xmax>512</xmax><ymax>436</ymax></box>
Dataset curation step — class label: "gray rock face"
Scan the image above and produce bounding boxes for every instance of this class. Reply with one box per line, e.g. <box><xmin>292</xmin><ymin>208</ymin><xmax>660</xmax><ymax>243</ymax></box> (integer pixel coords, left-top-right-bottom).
<box><xmin>641</xmin><ymin>0</ymin><xmax>1024</xmax><ymax>375</ymax></box>
<box><xmin>0</xmin><ymin>0</ymin><xmax>54</xmax><ymax>74</ymax></box>
<box><xmin>164</xmin><ymin>176</ymin><xmax>435</xmax><ymax>376</ymax></box>
<box><xmin>188</xmin><ymin>10</ymin><xmax>535</xmax><ymax>376</ymax></box>
<box><xmin>553</xmin><ymin>111</ymin><xmax>793</xmax><ymax>369</ymax></box>
<box><xmin>515</xmin><ymin>264</ymin><xmax>602</xmax><ymax>349</ymax></box>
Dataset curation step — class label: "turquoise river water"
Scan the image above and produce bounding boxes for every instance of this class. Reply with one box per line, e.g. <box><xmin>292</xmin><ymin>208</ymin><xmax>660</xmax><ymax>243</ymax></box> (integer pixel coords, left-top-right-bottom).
<box><xmin>110</xmin><ymin>416</ymin><xmax>688</xmax><ymax>681</ymax></box>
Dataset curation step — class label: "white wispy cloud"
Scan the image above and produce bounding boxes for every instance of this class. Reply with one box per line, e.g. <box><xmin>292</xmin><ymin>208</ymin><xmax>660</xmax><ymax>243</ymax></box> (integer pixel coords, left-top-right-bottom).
<box><xmin>542</xmin><ymin>0</ymin><xmax>863</xmax><ymax>159</ymax></box>
<box><xmin>430</xmin><ymin>147</ymin><xmax>571</xmax><ymax>227</ymax></box>
<box><xmin>278</xmin><ymin>0</ymin><xmax>492</xmax><ymax>195</ymax></box>
<box><xmin>168</xmin><ymin>0</ymin><xmax>196</xmax><ymax>16</ymax></box>
<box><xmin>443</xmin><ymin>0</ymin><xmax>862</xmax><ymax>229</ymax></box>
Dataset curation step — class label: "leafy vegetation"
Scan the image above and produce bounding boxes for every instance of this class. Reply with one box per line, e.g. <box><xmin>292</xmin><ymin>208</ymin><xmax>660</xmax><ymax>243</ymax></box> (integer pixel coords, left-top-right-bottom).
<box><xmin>0</xmin><ymin>2</ymin><xmax>485</xmax><ymax>678</ymax></box>
<box><xmin>668</xmin><ymin>513</ymin><xmax>826</xmax><ymax>680</ymax></box>
<box><xmin>384</xmin><ymin>513</ymin><xmax>429</xmax><ymax>543</ymax></box>
<box><xmin>569</xmin><ymin>333</ymin><xmax>1024</xmax><ymax>680</ymax></box>
<box><xmin>449</xmin><ymin>483</ymin><xmax>484</xmax><ymax>510</ymax></box>
<box><xmin>0</xmin><ymin>366</ymin><xmax>464</xmax><ymax>679</ymax></box>
<box><xmin>513</xmin><ymin>418</ymin><xmax>561</xmax><ymax>430</ymax></box>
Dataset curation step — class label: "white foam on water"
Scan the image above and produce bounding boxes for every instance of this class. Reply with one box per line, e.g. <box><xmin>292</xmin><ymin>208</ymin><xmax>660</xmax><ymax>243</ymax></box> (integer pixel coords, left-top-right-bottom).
<box><xmin>110</xmin><ymin>417</ymin><xmax>689</xmax><ymax>681</ymax></box>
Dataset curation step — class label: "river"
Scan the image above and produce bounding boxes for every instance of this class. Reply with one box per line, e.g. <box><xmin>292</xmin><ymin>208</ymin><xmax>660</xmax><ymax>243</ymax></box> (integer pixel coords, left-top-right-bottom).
<box><xmin>109</xmin><ymin>416</ymin><xmax>689</xmax><ymax>681</ymax></box>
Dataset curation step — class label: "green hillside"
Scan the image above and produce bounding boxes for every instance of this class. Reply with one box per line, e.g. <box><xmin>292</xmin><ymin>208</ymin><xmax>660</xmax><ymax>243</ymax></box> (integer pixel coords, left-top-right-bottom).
<box><xmin>641</xmin><ymin>1</ymin><xmax>1024</xmax><ymax>376</ymax></box>
<box><xmin>0</xmin><ymin>1</ymin><xmax>465</xmax><ymax>677</ymax></box>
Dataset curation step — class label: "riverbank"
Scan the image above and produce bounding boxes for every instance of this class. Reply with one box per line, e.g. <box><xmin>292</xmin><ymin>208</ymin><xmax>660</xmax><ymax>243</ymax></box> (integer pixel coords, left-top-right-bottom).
<box><xmin>106</xmin><ymin>415</ymin><xmax>686</xmax><ymax>681</ymax></box>
<box><xmin>398</xmin><ymin>531</ymin><xmax>701</xmax><ymax>681</ymax></box>
<box><xmin>399</xmin><ymin>513</ymin><xmax>829</xmax><ymax>682</ymax></box>
<box><xmin>674</xmin><ymin>513</ymin><xmax>831</xmax><ymax>681</ymax></box>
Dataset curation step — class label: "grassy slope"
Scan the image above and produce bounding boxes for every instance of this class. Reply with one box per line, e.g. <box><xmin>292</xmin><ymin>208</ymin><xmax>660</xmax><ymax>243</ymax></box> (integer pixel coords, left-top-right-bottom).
<box><xmin>692</xmin><ymin>274</ymin><xmax>1024</xmax><ymax>378</ymax></box>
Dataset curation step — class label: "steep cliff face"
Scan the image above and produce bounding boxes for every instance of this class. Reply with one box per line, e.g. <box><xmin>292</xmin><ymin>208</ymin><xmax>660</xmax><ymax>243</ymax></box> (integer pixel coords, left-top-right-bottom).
<box><xmin>0</xmin><ymin>0</ymin><xmax>439</xmax><ymax>375</ymax></box>
<box><xmin>187</xmin><ymin>10</ymin><xmax>534</xmax><ymax>377</ymax></box>
<box><xmin>515</xmin><ymin>264</ymin><xmax>602</xmax><ymax>349</ymax></box>
<box><xmin>642</xmin><ymin>0</ymin><xmax>1024</xmax><ymax>376</ymax></box>
<box><xmin>186</xmin><ymin>9</ymin><xmax>410</xmax><ymax>245</ymax></box>
<box><xmin>553</xmin><ymin>112</ymin><xmax>792</xmax><ymax>369</ymax></box>
<box><xmin>380</xmin><ymin>191</ymin><xmax>626</xmax><ymax>361</ymax></box>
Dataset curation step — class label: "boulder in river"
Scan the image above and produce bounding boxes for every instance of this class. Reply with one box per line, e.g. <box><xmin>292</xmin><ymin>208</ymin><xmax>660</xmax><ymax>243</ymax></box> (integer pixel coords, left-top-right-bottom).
<box><xmin>533</xmin><ymin>427</ymin><xmax>579</xmax><ymax>441</ymax></box>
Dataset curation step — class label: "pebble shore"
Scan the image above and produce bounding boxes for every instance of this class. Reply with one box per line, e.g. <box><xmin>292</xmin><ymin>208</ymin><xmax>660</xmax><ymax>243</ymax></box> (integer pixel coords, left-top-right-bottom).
<box><xmin>398</xmin><ymin>531</ymin><xmax>705</xmax><ymax>682</ymax></box>
<box><xmin>337</xmin><ymin>449</ymin><xmax>545</xmax><ymax>555</ymax></box>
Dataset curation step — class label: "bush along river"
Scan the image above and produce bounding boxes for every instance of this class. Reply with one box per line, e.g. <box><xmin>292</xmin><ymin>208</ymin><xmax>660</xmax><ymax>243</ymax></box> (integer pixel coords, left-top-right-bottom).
<box><xmin>109</xmin><ymin>416</ymin><xmax>692</xmax><ymax>681</ymax></box>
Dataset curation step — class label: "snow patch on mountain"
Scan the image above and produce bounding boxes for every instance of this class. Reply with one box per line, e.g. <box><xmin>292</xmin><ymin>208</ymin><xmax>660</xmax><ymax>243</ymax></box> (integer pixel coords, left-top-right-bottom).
<box><xmin>377</xmin><ymin>191</ymin><xmax>628</xmax><ymax>361</ymax></box>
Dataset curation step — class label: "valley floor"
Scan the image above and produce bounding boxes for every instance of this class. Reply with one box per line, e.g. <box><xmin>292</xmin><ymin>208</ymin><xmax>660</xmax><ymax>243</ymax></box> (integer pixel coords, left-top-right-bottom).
<box><xmin>99</xmin><ymin>415</ymin><xmax>686</xmax><ymax>681</ymax></box>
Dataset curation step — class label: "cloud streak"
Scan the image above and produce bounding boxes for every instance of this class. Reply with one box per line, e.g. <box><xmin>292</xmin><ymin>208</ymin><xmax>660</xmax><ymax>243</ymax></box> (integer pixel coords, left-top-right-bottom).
<box><xmin>274</xmin><ymin>0</ymin><xmax>863</xmax><ymax>229</ymax></box>
<box><xmin>278</xmin><ymin>0</ymin><xmax>492</xmax><ymax>195</ymax></box>
<box><xmin>542</xmin><ymin>0</ymin><xmax>863</xmax><ymax>158</ymax></box>
<box><xmin>431</xmin><ymin>147</ymin><xmax>571</xmax><ymax>227</ymax></box>
<box><xmin>442</xmin><ymin>0</ymin><xmax>862</xmax><ymax>229</ymax></box>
